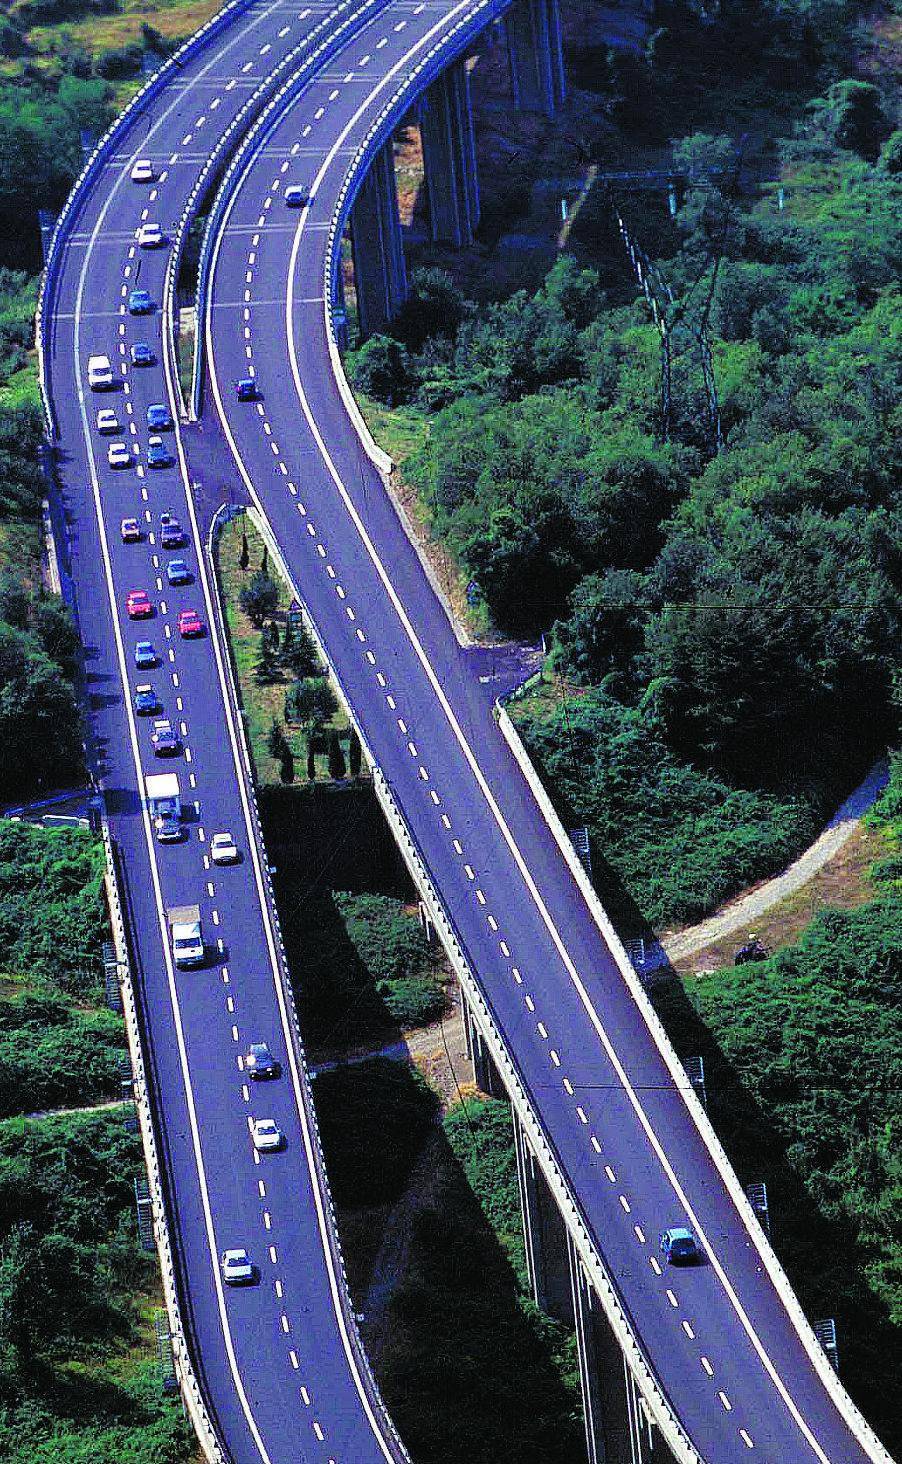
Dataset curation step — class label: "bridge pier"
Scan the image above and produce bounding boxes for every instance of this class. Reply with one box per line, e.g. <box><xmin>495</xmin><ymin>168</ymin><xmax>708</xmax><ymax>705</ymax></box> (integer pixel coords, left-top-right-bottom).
<box><xmin>514</xmin><ymin>1114</ymin><xmax>679</xmax><ymax>1464</ymax></box>
<box><xmin>513</xmin><ymin>1109</ymin><xmax>574</xmax><ymax>1323</ymax></box>
<box><xmin>350</xmin><ymin>139</ymin><xmax>407</xmax><ymax>337</ymax></box>
<box><xmin>419</xmin><ymin>59</ymin><xmax>480</xmax><ymax>246</ymax></box>
<box><xmin>505</xmin><ymin>0</ymin><xmax>566</xmax><ymax>116</ymax></box>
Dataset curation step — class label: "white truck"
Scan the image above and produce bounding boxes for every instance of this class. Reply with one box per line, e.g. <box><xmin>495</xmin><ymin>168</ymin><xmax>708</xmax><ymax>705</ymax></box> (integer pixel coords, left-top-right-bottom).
<box><xmin>167</xmin><ymin>905</ymin><xmax>204</xmax><ymax>967</ymax></box>
<box><xmin>145</xmin><ymin>772</ymin><xmax>181</xmax><ymax>829</ymax></box>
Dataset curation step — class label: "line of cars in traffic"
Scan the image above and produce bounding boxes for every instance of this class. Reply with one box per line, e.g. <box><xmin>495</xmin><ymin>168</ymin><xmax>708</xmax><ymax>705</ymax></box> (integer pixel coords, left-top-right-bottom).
<box><xmin>93</xmin><ymin>157</ymin><xmax>286</xmax><ymax>1285</ymax></box>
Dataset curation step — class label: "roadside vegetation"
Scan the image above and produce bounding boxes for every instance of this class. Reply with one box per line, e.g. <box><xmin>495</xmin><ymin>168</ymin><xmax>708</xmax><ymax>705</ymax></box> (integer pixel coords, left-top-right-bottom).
<box><xmin>0</xmin><ymin>821</ymin><xmax>191</xmax><ymax>1462</ymax></box>
<box><xmin>652</xmin><ymin>756</ymin><xmax>902</xmax><ymax>1450</ymax></box>
<box><xmin>350</xmin><ymin>0</ymin><xmax>901</xmax><ymax>931</ymax></box>
<box><xmin>0</xmin><ymin>1111</ymin><xmax>193</xmax><ymax>1464</ymax></box>
<box><xmin>215</xmin><ymin>513</ymin><xmax>363</xmax><ymax>787</ymax></box>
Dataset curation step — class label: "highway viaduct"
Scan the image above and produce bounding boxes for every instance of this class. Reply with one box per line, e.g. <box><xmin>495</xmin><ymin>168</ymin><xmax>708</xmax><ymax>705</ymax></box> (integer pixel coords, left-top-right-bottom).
<box><xmin>39</xmin><ymin>1</ymin><xmax>895</xmax><ymax>1462</ymax></box>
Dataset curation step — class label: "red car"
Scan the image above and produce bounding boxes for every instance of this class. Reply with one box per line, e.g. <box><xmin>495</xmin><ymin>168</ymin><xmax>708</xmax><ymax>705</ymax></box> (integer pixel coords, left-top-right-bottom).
<box><xmin>126</xmin><ymin>590</ymin><xmax>153</xmax><ymax>619</ymax></box>
<box><xmin>178</xmin><ymin>609</ymin><xmax>204</xmax><ymax>638</ymax></box>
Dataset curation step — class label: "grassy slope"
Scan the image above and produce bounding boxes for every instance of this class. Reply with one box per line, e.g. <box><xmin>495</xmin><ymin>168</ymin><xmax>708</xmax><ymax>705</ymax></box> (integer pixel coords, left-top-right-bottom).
<box><xmin>0</xmin><ymin>824</ymin><xmax>192</xmax><ymax>1461</ymax></box>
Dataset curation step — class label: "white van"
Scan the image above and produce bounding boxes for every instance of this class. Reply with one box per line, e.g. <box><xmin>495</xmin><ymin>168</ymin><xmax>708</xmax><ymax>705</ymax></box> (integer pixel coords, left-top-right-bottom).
<box><xmin>87</xmin><ymin>354</ymin><xmax>114</xmax><ymax>390</ymax></box>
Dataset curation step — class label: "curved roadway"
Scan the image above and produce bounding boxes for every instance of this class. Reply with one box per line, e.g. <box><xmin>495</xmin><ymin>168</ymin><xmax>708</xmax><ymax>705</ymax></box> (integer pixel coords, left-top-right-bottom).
<box><xmin>197</xmin><ymin>7</ymin><xmax>892</xmax><ymax>1464</ymax></box>
<box><xmin>42</xmin><ymin>1</ymin><xmax>894</xmax><ymax>1462</ymax></box>
<box><xmin>43</xmin><ymin>3</ymin><xmax>413</xmax><ymax>1461</ymax></box>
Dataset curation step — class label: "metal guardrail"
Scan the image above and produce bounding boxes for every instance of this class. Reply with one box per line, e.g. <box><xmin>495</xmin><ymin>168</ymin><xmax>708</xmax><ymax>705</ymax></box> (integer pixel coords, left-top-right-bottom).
<box><xmin>99</xmin><ymin>815</ymin><xmax>226</xmax><ymax>1463</ymax></box>
<box><xmin>369</xmin><ymin>765</ymin><xmax>702</xmax><ymax>1464</ymax></box>
<box><xmin>36</xmin><ymin>0</ymin><xmax>257</xmax><ymax>438</ymax></box>
<box><xmin>493</xmin><ymin>699</ymin><xmax>894</xmax><ymax>1464</ymax></box>
<box><xmin>206</xmin><ymin>504</ymin><xmax>412</xmax><ymax>1463</ymax></box>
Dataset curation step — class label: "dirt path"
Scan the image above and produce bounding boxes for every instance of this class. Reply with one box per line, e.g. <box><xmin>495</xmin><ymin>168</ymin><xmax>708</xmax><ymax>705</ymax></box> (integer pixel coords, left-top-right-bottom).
<box><xmin>661</xmin><ymin>758</ymin><xmax>889</xmax><ymax>966</ymax></box>
<box><xmin>21</xmin><ymin>1099</ymin><xmax>127</xmax><ymax>1123</ymax></box>
<box><xmin>310</xmin><ymin>998</ymin><xmax>471</xmax><ymax>1107</ymax></box>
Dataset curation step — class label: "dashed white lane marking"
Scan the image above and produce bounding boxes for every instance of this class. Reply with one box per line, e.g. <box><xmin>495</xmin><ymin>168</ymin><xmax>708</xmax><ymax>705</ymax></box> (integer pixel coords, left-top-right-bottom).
<box><xmin>619</xmin><ymin>1194</ymin><xmax>631</xmax><ymax>1214</ymax></box>
<box><xmin>312</xmin><ymin>1422</ymin><xmax>324</xmax><ymax>1442</ymax></box>
<box><xmin>634</xmin><ymin>1225</ymin><xmax>646</xmax><ymax>1243</ymax></box>
<box><xmin>740</xmin><ymin>1428</ymin><xmax>754</xmax><ymax>1448</ymax></box>
<box><xmin>682</xmin><ymin>1319</ymin><xmax>695</xmax><ymax>1339</ymax></box>
<box><xmin>269</xmin><ymin>1245</ymin><xmax>277</xmax><ymax>1264</ymax></box>
<box><xmin>289</xmin><ymin>1350</ymin><xmax>299</xmax><ymax>1369</ymax></box>
<box><xmin>604</xmin><ymin>1165</ymin><xmax>616</xmax><ymax>1183</ymax></box>
<box><xmin>719</xmin><ymin>1392</ymin><xmax>732</xmax><ymax>1412</ymax></box>
<box><xmin>701</xmin><ymin>1356</ymin><xmax>714</xmax><ymax>1377</ymax></box>
<box><xmin>667</xmin><ymin>1289</ymin><xmax>679</xmax><ymax>1308</ymax></box>
<box><xmin>650</xmin><ymin>1256</ymin><xmax>662</xmax><ymax>1275</ymax></box>
<box><xmin>281</xmin><ymin>1314</ymin><xmax>290</xmax><ymax>1333</ymax></box>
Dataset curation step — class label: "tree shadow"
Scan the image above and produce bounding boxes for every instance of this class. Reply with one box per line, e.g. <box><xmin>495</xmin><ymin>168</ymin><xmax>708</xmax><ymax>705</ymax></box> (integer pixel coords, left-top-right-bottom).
<box><xmin>314</xmin><ymin>1061</ymin><xmax>584</xmax><ymax>1464</ymax></box>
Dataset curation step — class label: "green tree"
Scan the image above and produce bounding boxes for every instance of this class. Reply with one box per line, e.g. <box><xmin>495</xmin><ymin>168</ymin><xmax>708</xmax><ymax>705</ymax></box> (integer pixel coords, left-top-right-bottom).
<box><xmin>350</xmin><ymin>334</ymin><xmax>413</xmax><ymax>406</ymax></box>
<box><xmin>281</xmin><ymin>617</ymin><xmax>319</xmax><ymax>677</ymax></box>
<box><xmin>239</xmin><ymin>571</ymin><xmax>279</xmax><ymax>627</ymax></box>
<box><xmin>327</xmin><ymin>731</ymin><xmax>346</xmax><ymax>780</ymax></box>
<box><xmin>284</xmin><ymin>677</ymin><xmax>337</xmax><ymax>734</ymax></box>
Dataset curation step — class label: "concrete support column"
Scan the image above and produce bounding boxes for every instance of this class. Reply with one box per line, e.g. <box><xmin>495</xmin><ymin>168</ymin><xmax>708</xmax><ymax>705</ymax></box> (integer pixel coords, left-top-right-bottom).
<box><xmin>350</xmin><ymin>139</ymin><xmax>407</xmax><ymax>338</ymax></box>
<box><xmin>570</xmin><ymin>1236</ymin><xmax>679</xmax><ymax>1464</ymax></box>
<box><xmin>512</xmin><ymin>1111</ymin><xmax>574</xmax><ymax>1324</ymax></box>
<box><xmin>460</xmin><ymin>990</ymin><xmax>502</xmax><ymax>1096</ymax></box>
<box><xmin>506</xmin><ymin>0</ymin><xmax>566</xmax><ymax>116</ymax></box>
<box><xmin>419</xmin><ymin>59</ymin><xmax>480</xmax><ymax>247</ymax></box>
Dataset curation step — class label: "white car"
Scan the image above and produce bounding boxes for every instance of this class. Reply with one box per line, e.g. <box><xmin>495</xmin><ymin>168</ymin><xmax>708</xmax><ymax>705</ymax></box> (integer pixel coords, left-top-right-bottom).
<box><xmin>210</xmin><ymin>831</ymin><xmax>239</xmax><ymax>865</ymax></box>
<box><xmin>96</xmin><ymin>408</ymin><xmax>119</xmax><ymax>434</ymax></box>
<box><xmin>251</xmin><ymin>1118</ymin><xmax>282</xmax><ymax>1153</ymax></box>
<box><xmin>220</xmin><ymin>1248</ymin><xmax>254</xmax><ymax>1285</ymax></box>
<box><xmin>130</xmin><ymin>158</ymin><xmax>154</xmax><ymax>183</ymax></box>
<box><xmin>136</xmin><ymin>222</ymin><xmax>165</xmax><ymax>248</ymax></box>
<box><xmin>87</xmin><ymin>353</ymin><xmax>114</xmax><ymax>390</ymax></box>
<box><xmin>108</xmin><ymin>441</ymin><xmax>132</xmax><ymax>469</ymax></box>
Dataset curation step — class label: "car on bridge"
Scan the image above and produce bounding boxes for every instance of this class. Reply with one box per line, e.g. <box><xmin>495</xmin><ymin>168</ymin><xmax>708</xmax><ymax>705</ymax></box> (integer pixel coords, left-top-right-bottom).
<box><xmin>235</xmin><ymin>377</ymin><xmax>257</xmax><ymax>402</ymax></box>
<box><xmin>284</xmin><ymin>185</ymin><xmax>309</xmax><ymax>207</ymax></box>
<box><xmin>130</xmin><ymin>342</ymin><xmax>154</xmax><ymax>367</ymax></box>
<box><xmin>147</xmin><ymin>436</ymin><xmax>172</xmax><ymax>469</ymax></box>
<box><xmin>96</xmin><ymin>408</ymin><xmax>119</xmax><ymax>434</ymax></box>
<box><xmin>151</xmin><ymin>718</ymin><xmax>181</xmax><ymax>756</ymax></box>
<box><xmin>120</xmin><ymin>517</ymin><xmax>141</xmax><ymax>543</ymax></box>
<box><xmin>130</xmin><ymin>158</ymin><xmax>154</xmax><ymax>183</ymax></box>
<box><xmin>221</xmin><ymin>1249</ymin><xmax>255</xmax><ymax>1285</ymax></box>
<box><xmin>128</xmin><ymin>289</ymin><xmax>153</xmax><ymax>315</ymax></box>
<box><xmin>166</xmin><ymin>558</ymin><xmax>191</xmax><ymax>586</ymax></box>
<box><xmin>210</xmin><ymin>831</ymin><xmax>239</xmax><ymax>865</ymax></box>
<box><xmin>134</xmin><ymin>684</ymin><xmax>159</xmax><ymax>715</ymax></box>
<box><xmin>108</xmin><ymin>441</ymin><xmax>132</xmax><ymax>469</ymax></box>
<box><xmin>177</xmin><ymin>609</ymin><xmax>204</xmax><ymax>638</ymax></box>
<box><xmin>251</xmin><ymin>1118</ymin><xmax>282</xmax><ymax>1153</ymax></box>
<box><xmin>245</xmin><ymin>1042</ymin><xmax>279</xmax><ymax>1080</ymax></box>
<box><xmin>126</xmin><ymin>590</ymin><xmax>153</xmax><ymax>619</ymax></box>
<box><xmin>155</xmin><ymin>816</ymin><xmax>183</xmax><ymax>844</ymax></box>
<box><xmin>659</xmin><ymin>1227</ymin><xmax>701</xmax><ymax>1265</ymax></box>
<box><xmin>136</xmin><ymin>222</ymin><xmax>165</xmax><ymax>248</ymax></box>
<box><xmin>147</xmin><ymin>403</ymin><xmax>172</xmax><ymax>430</ymax></box>
<box><xmin>160</xmin><ymin>512</ymin><xmax>183</xmax><ymax>547</ymax></box>
<box><xmin>134</xmin><ymin>640</ymin><xmax>157</xmax><ymax>668</ymax></box>
<box><xmin>87</xmin><ymin>354</ymin><xmax>114</xmax><ymax>390</ymax></box>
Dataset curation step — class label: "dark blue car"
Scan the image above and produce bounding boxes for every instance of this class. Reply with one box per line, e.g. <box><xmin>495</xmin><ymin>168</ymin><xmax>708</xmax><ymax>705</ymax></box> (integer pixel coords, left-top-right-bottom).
<box><xmin>236</xmin><ymin>378</ymin><xmax>256</xmax><ymax>401</ymax></box>
<box><xmin>128</xmin><ymin>289</ymin><xmax>153</xmax><ymax>315</ymax></box>
<box><xmin>130</xmin><ymin>342</ymin><xmax>154</xmax><ymax>366</ymax></box>
<box><xmin>147</xmin><ymin>403</ymin><xmax>172</xmax><ymax>430</ymax></box>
